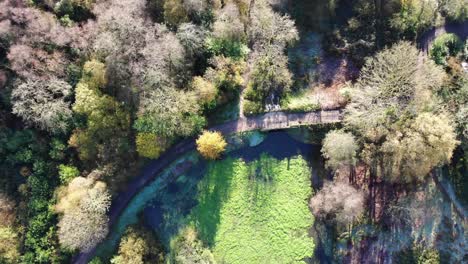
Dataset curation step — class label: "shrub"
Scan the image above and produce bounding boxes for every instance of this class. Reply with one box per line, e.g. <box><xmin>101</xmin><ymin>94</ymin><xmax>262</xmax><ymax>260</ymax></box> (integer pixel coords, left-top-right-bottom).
<box><xmin>321</xmin><ymin>130</ymin><xmax>358</xmax><ymax>170</ymax></box>
<box><xmin>111</xmin><ymin>226</ymin><xmax>165</xmax><ymax>264</ymax></box>
<box><xmin>196</xmin><ymin>131</ymin><xmax>227</xmax><ymax>159</ymax></box>
<box><xmin>430</xmin><ymin>33</ymin><xmax>463</xmax><ymax>65</ymax></box>
<box><xmin>136</xmin><ymin>133</ymin><xmax>168</xmax><ymax>159</ymax></box>
<box><xmin>243</xmin><ymin>99</ymin><xmax>264</xmax><ymax>116</ymax></box>
<box><xmin>309</xmin><ymin>180</ymin><xmax>365</xmax><ymax>225</ymax></box>
<box><xmin>49</xmin><ymin>138</ymin><xmax>67</xmax><ymax>160</ymax></box>
<box><xmin>192</xmin><ymin>76</ymin><xmax>217</xmax><ymax>107</ymax></box>
<box><xmin>0</xmin><ymin>227</ymin><xmax>20</xmax><ymax>263</ymax></box>
<box><xmin>58</xmin><ymin>164</ymin><xmax>80</xmax><ymax>184</ymax></box>
<box><xmin>206</xmin><ymin>37</ymin><xmax>249</xmax><ymax>60</ymax></box>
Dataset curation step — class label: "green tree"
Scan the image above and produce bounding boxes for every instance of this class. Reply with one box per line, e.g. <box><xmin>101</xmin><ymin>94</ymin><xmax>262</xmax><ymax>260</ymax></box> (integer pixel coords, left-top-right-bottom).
<box><xmin>58</xmin><ymin>164</ymin><xmax>80</xmax><ymax>184</ymax></box>
<box><xmin>134</xmin><ymin>87</ymin><xmax>205</xmax><ymax>138</ymax></box>
<box><xmin>430</xmin><ymin>33</ymin><xmax>463</xmax><ymax>65</ymax></box>
<box><xmin>135</xmin><ymin>133</ymin><xmax>169</xmax><ymax>159</ymax></box>
<box><xmin>390</xmin><ymin>0</ymin><xmax>438</xmax><ymax>39</ymax></box>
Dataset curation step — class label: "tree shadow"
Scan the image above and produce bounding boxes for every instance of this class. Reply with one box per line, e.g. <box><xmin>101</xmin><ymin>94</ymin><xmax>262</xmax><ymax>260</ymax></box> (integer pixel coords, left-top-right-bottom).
<box><xmin>190</xmin><ymin>158</ymin><xmax>236</xmax><ymax>247</ymax></box>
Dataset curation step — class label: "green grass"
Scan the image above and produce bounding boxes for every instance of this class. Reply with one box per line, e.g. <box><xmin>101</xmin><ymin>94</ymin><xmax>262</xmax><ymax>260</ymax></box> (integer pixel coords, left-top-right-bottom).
<box><xmin>282</xmin><ymin>91</ymin><xmax>321</xmax><ymax>113</ymax></box>
<box><xmin>190</xmin><ymin>154</ymin><xmax>315</xmax><ymax>263</ymax></box>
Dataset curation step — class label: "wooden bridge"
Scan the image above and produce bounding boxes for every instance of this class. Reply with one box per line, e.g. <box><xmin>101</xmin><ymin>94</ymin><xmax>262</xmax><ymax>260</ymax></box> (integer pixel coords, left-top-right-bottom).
<box><xmin>213</xmin><ymin>110</ymin><xmax>343</xmax><ymax>134</ymax></box>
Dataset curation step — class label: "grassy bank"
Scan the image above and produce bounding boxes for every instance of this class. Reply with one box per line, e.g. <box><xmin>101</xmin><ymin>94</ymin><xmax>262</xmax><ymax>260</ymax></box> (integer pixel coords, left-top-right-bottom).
<box><xmin>190</xmin><ymin>155</ymin><xmax>315</xmax><ymax>263</ymax></box>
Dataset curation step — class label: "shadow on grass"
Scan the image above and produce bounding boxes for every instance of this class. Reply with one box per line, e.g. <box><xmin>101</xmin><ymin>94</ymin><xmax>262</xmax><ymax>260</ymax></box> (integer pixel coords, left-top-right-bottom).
<box><xmin>191</xmin><ymin>159</ymin><xmax>235</xmax><ymax>247</ymax></box>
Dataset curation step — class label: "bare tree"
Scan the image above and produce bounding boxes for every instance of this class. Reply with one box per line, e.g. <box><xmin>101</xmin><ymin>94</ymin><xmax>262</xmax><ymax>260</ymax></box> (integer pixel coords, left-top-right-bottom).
<box><xmin>93</xmin><ymin>0</ymin><xmax>186</xmax><ymax>104</ymax></box>
<box><xmin>55</xmin><ymin>176</ymin><xmax>111</xmax><ymax>252</ymax></box>
<box><xmin>11</xmin><ymin>78</ymin><xmax>72</xmax><ymax>133</ymax></box>
<box><xmin>213</xmin><ymin>3</ymin><xmax>245</xmax><ymax>41</ymax></box>
<box><xmin>309</xmin><ymin>180</ymin><xmax>365</xmax><ymax>225</ymax></box>
<box><xmin>248</xmin><ymin>0</ymin><xmax>298</xmax><ymax>49</ymax></box>
<box><xmin>321</xmin><ymin>130</ymin><xmax>358</xmax><ymax>170</ymax></box>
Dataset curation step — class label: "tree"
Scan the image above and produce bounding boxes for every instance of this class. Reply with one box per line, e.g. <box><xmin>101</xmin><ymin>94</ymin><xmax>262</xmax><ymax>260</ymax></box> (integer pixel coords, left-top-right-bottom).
<box><xmin>204</xmin><ymin>55</ymin><xmax>246</xmax><ymax>93</ymax></box>
<box><xmin>58</xmin><ymin>164</ymin><xmax>80</xmax><ymax>184</ymax></box>
<box><xmin>93</xmin><ymin>0</ymin><xmax>186</xmax><ymax>104</ymax></box>
<box><xmin>1</xmin><ymin>2</ymin><xmax>95</xmax><ymax>80</ymax></box>
<box><xmin>380</xmin><ymin>112</ymin><xmax>459</xmax><ymax>182</ymax></box>
<box><xmin>82</xmin><ymin>59</ymin><xmax>107</xmax><ymax>90</ymax></box>
<box><xmin>176</xmin><ymin>23</ymin><xmax>208</xmax><ymax>58</ymax></box>
<box><xmin>111</xmin><ymin>226</ymin><xmax>164</xmax><ymax>264</ymax></box>
<box><xmin>248</xmin><ymin>46</ymin><xmax>293</xmax><ymax>105</ymax></box>
<box><xmin>0</xmin><ymin>193</ymin><xmax>19</xmax><ymax>263</ymax></box>
<box><xmin>170</xmin><ymin>226</ymin><xmax>216</xmax><ymax>264</ymax></box>
<box><xmin>192</xmin><ymin>76</ymin><xmax>217</xmax><ymax>106</ymax></box>
<box><xmin>345</xmin><ymin>41</ymin><xmax>457</xmax><ymax>182</ymax></box>
<box><xmin>55</xmin><ymin>176</ymin><xmax>111</xmax><ymax>252</ymax></box>
<box><xmin>309</xmin><ymin>180</ymin><xmax>365</xmax><ymax>225</ymax></box>
<box><xmin>0</xmin><ymin>227</ymin><xmax>20</xmax><ymax>263</ymax></box>
<box><xmin>213</xmin><ymin>3</ymin><xmax>245</xmax><ymax>42</ymax></box>
<box><xmin>71</xmin><ymin>61</ymin><xmax>132</xmax><ymax>163</ymax></box>
<box><xmin>321</xmin><ymin>130</ymin><xmax>358</xmax><ymax>170</ymax></box>
<box><xmin>196</xmin><ymin>131</ymin><xmax>227</xmax><ymax>159</ymax></box>
<box><xmin>390</xmin><ymin>0</ymin><xmax>438</xmax><ymax>39</ymax></box>
<box><xmin>164</xmin><ymin>0</ymin><xmax>189</xmax><ymax>28</ymax></box>
<box><xmin>248</xmin><ymin>0</ymin><xmax>298</xmax><ymax>49</ymax></box>
<box><xmin>7</xmin><ymin>44</ymin><xmax>69</xmax><ymax>80</ymax></box>
<box><xmin>0</xmin><ymin>192</ymin><xmax>16</xmax><ymax>226</ymax></box>
<box><xmin>430</xmin><ymin>33</ymin><xmax>463</xmax><ymax>65</ymax></box>
<box><xmin>134</xmin><ymin>87</ymin><xmax>205</xmax><ymax>138</ymax></box>
<box><xmin>136</xmin><ymin>133</ymin><xmax>169</xmax><ymax>159</ymax></box>
<box><xmin>11</xmin><ymin>78</ymin><xmax>72</xmax><ymax>133</ymax></box>
<box><xmin>440</xmin><ymin>0</ymin><xmax>468</xmax><ymax>22</ymax></box>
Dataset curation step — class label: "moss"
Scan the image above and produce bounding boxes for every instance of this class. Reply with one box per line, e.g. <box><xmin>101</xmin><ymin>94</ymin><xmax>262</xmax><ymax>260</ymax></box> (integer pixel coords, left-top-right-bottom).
<box><xmin>190</xmin><ymin>155</ymin><xmax>315</xmax><ymax>263</ymax></box>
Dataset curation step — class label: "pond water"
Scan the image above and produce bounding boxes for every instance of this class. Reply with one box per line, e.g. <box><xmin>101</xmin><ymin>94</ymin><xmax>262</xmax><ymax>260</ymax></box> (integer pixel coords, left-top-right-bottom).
<box><xmin>93</xmin><ymin>131</ymin><xmax>328</xmax><ymax>261</ymax></box>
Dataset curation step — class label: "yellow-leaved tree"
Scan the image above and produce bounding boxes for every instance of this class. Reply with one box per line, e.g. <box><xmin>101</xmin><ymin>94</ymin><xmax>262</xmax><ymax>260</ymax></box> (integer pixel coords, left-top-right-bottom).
<box><xmin>196</xmin><ymin>131</ymin><xmax>227</xmax><ymax>160</ymax></box>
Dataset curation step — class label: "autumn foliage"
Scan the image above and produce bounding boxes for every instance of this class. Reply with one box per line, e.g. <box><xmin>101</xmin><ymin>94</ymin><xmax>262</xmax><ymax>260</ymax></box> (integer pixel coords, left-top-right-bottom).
<box><xmin>196</xmin><ymin>131</ymin><xmax>227</xmax><ymax>160</ymax></box>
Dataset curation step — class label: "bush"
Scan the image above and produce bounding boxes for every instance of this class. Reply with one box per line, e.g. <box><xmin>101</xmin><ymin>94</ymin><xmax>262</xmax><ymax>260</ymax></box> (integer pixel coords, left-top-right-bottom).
<box><xmin>170</xmin><ymin>226</ymin><xmax>215</xmax><ymax>264</ymax></box>
<box><xmin>243</xmin><ymin>99</ymin><xmax>264</xmax><ymax>116</ymax></box>
<box><xmin>136</xmin><ymin>133</ymin><xmax>168</xmax><ymax>159</ymax></box>
<box><xmin>196</xmin><ymin>131</ymin><xmax>227</xmax><ymax>159</ymax></box>
<box><xmin>111</xmin><ymin>226</ymin><xmax>165</xmax><ymax>264</ymax></box>
<box><xmin>49</xmin><ymin>138</ymin><xmax>67</xmax><ymax>160</ymax></box>
<box><xmin>282</xmin><ymin>95</ymin><xmax>321</xmax><ymax>113</ymax></box>
<box><xmin>206</xmin><ymin>38</ymin><xmax>249</xmax><ymax>60</ymax></box>
<box><xmin>430</xmin><ymin>33</ymin><xmax>463</xmax><ymax>65</ymax></box>
<box><xmin>58</xmin><ymin>164</ymin><xmax>80</xmax><ymax>184</ymax></box>
<box><xmin>0</xmin><ymin>227</ymin><xmax>20</xmax><ymax>263</ymax></box>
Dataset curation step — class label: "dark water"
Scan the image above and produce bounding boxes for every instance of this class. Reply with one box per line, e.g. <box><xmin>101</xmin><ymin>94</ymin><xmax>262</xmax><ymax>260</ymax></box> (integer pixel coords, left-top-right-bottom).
<box><xmin>94</xmin><ymin>131</ymin><xmax>329</xmax><ymax>262</ymax></box>
<box><xmin>142</xmin><ymin>131</ymin><xmax>326</xmax><ymax>243</ymax></box>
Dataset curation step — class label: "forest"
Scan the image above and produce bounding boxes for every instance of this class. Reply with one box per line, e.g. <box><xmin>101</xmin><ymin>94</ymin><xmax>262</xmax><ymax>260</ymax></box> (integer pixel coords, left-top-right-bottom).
<box><xmin>0</xmin><ymin>0</ymin><xmax>467</xmax><ymax>263</ymax></box>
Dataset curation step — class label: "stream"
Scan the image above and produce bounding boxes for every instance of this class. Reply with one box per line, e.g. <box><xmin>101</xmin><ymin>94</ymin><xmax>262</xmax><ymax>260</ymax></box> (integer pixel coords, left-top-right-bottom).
<box><xmin>91</xmin><ymin>130</ymin><xmax>329</xmax><ymax>262</ymax></box>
